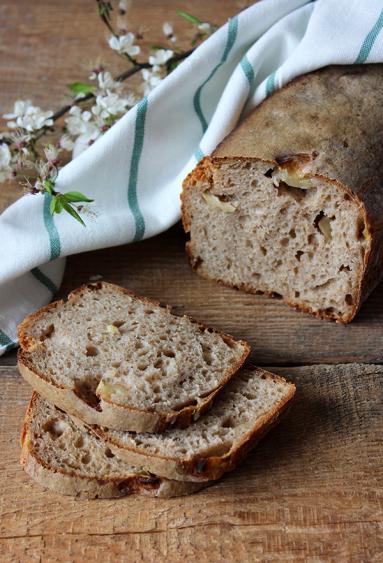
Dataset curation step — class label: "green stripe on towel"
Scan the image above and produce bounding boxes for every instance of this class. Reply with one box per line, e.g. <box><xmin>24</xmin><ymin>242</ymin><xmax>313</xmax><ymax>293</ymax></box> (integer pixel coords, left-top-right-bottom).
<box><xmin>354</xmin><ymin>9</ymin><xmax>383</xmax><ymax>63</ymax></box>
<box><xmin>0</xmin><ymin>330</ymin><xmax>15</xmax><ymax>352</ymax></box>
<box><xmin>193</xmin><ymin>16</ymin><xmax>239</xmax><ymax>134</ymax></box>
<box><xmin>43</xmin><ymin>193</ymin><xmax>61</xmax><ymax>260</ymax></box>
<box><xmin>265</xmin><ymin>71</ymin><xmax>277</xmax><ymax>97</ymax></box>
<box><xmin>31</xmin><ymin>267</ymin><xmax>58</xmax><ymax>294</ymax></box>
<box><xmin>128</xmin><ymin>97</ymin><xmax>147</xmax><ymax>242</ymax></box>
<box><xmin>240</xmin><ymin>55</ymin><xmax>255</xmax><ymax>87</ymax></box>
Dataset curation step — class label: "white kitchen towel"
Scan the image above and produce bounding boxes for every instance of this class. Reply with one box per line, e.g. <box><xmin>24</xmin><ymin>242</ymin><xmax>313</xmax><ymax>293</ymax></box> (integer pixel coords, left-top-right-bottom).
<box><xmin>1</xmin><ymin>0</ymin><xmax>383</xmax><ymax>354</ymax></box>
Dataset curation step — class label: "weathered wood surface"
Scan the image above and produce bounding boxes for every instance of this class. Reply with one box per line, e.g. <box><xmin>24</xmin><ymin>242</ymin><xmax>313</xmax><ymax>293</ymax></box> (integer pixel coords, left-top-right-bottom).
<box><xmin>1</xmin><ymin>1</ymin><xmax>383</xmax><ymax>561</ymax></box>
<box><xmin>0</xmin><ymin>363</ymin><xmax>381</xmax><ymax>562</ymax></box>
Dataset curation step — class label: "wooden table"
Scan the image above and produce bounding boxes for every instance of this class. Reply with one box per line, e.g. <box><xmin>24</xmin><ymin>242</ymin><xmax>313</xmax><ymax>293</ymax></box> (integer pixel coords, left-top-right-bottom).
<box><xmin>0</xmin><ymin>2</ymin><xmax>382</xmax><ymax>561</ymax></box>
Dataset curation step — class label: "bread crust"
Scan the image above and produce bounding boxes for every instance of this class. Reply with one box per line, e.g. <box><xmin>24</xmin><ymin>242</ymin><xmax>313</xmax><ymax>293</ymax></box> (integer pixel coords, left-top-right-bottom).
<box><xmin>20</xmin><ymin>393</ymin><xmax>206</xmax><ymax>498</ymax></box>
<box><xmin>18</xmin><ymin>282</ymin><xmax>250</xmax><ymax>432</ymax></box>
<box><xmin>92</xmin><ymin>368</ymin><xmax>296</xmax><ymax>482</ymax></box>
<box><xmin>181</xmin><ymin>65</ymin><xmax>383</xmax><ymax>323</ymax></box>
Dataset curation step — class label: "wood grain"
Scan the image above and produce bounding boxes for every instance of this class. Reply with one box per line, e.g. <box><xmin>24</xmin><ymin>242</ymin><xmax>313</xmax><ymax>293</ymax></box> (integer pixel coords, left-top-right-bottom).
<box><xmin>1</xmin><ymin>1</ymin><xmax>383</xmax><ymax>561</ymax></box>
<box><xmin>0</xmin><ymin>363</ymin><xmax>381</xmax><ymax>562</ymax></box>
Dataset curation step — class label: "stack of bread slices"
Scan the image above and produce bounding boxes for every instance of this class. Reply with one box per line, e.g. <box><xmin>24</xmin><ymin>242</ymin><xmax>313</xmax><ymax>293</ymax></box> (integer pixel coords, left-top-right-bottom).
<box><xmin>18</xmin><ymin>282</ymin><xmax>295</xmax><ymax>499</ymax></box>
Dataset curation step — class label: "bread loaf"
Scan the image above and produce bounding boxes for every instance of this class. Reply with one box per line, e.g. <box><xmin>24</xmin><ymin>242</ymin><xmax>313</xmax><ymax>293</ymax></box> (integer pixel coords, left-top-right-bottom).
<box><xmin>182</xmin><ymin>65</ymin><xmax>383</xmax><ymax>323</ymax></box>
<box><xmin>92</xmin><ymin>367</ymin><xmax>295</xmax><ymax>482</ymax></box>
<box><xmin>21</xmin><ymin>393</ymin><xmax>206</xmax><ymax>498</ymax></box>
<box><xmin>18</xmin><ymin>282</ymin><xmax>249</xmax><ymax>432</ymax></box>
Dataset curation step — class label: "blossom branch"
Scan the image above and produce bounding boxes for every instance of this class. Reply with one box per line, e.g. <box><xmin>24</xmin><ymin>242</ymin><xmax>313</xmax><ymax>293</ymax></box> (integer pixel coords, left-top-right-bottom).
<box><xmin>0</xmin><ymin>1</ymin><xmax>214</xmax><ymax>225</ymax></box>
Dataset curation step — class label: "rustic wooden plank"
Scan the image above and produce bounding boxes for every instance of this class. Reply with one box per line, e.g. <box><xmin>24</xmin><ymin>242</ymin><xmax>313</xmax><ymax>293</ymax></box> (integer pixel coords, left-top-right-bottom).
<box><xmin>58</xmin><ymin>224</ymin><xmax>383</xmax><ymax>366</ymax></box>
<box><xmin>1</xmin><ymin>363</ymin><xmax>381</xmax><ymax>561</ymax></box>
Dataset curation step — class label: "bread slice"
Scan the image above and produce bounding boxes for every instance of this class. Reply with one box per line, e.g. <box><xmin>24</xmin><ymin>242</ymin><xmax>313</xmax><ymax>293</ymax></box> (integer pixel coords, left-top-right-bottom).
<box><xmin>21</xmin><ymin>393</ymin><xmax>207</xmax><ymax>498</ymax></box>
<box><xmin>18</xmin><ymin>282</ymin><xmax>249</xmax><ymax>432</ymax></box>
<box><xmin>182</xmin><ymin>65</ymin><xmax>383</xmax><ymax>323</ymax></box>
<box><xmin>92</xmin><ymin>367</ymin><xmax>295</xmax><ymax>482</ymax></box>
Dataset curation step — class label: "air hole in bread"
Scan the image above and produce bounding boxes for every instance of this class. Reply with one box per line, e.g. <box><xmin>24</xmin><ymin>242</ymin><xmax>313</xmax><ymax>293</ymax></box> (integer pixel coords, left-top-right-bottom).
<box><xmin>264</xmin><ymin>168</ymin><xmax>273</xmax><ymax>178</ymax></box>
<box><xmin>345</xmin><ymin>294</ymin><xmax>353</xmax><ymax>305</ymax></box>
<box><xmin>162</xmin><ymin>349</ymin><xmax>175</xmax><ymax>358</ymax></box>
<box><xmin>104</xmin><ymin>448</ymin><xmax>115</xmax><ymax>459</ymax></box>
<box><xmin>74</xmin><ymin>378</ymin><xmax>101</xmax><ymax>409</ymax></box>
<box><xmin>113</xmin><ymin>320</ymin><xmax>125</xmax><ymax>328</ymax></box>
<box><xmin>86</xmin><ymin>345</ymin><xmax>99</xmax><ymax>357</ymax></box>
<box><xmin>81</xmin><ymin>452</ymin><xmax>91</xmax><ymax>464</ymax></box>
<box><xmin>202</xmin><ymin>346</ymin><xmax>213</xmax><ymax>366</ymax></box>
<box><xmin>280</xmin><ymin>238</ymin><xmax>289</xmax><ymax>247</ymax></box>
<box><xmin>295</xmin><ymin>250</ymin><xmax>304</xmax><ymax>261</ymax></box>
<box><xmin>289</xmin><ymin>228</ymin><xmax>296</xmax><ymax>238</ymax></box>
<box><xmin>276</xmin><ymin>183</ymin><xmax>307</xmax><ymax>202</ymax></box>
<box><xmin>339</xmin><ymin>264</ymin><xmax>351</xmax><ymax>272</ymax></box>
<box><xmin>221</xmin><ymin>416</ymin><xmax>235</xmax><ymax>428</ymax></box>
<box><xmin>40</xmin><ymin>324</ymin><xmax>55</xmax><ymax>341</ymax></box>
<box><xmin>260</xmin><ymin>246</ymin><xmax>267</xmax><ymax>256</ymax></box>
<box><xmin>271</xmin><ymin>292</ymin><xmax>283</xmax><ymax>300</ymax></box>
<box><xmin>74</xmin><ymin>436</ymin><xmax>84</xmax><ymax>448</ymax></box>
<box><xmin>43</xmin><ymin>418</ymin><xmax>66</xmax><ymax>440</ymax></box>
<box><xmin>137</xmin><ymin>362</ymin><xmax>148</xmax><ymax>371</ymax></box>
<box><xmin>295</xmin><ymin>291</ymin><xmax>300</xmax><ymax>298</ymax></box>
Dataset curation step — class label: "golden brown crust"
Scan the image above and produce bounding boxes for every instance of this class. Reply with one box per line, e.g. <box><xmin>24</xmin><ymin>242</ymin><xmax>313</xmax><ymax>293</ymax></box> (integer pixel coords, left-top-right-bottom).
<box><xmin>183</xmin><ymin>157</ymin><xmax>373</xmax><ymax>324</ymax></box>
<box><xmin>20</xmin><ymin>393</ymin><xmax>207</xmax><ymax>498</ymax></box>
<box><xmin>181</xmin><ymin>65</ymin><xmax>383</xmax><ymax>323</ymax></box>
<box><xmin>93</xmin><ymin>368</ymin><xmax>296</xmax><ymax>482</ymax></box>
<box><xmin>18</xmin><ymin>282</ymin><xmax>250</xmax><ymax>432</ymax></box>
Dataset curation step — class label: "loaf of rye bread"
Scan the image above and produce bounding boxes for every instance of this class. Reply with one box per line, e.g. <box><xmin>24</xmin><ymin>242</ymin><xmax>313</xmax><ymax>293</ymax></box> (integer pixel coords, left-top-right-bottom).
<box><xmin>18</xmin><ymin>282</ymin><xmax>249</xmax><ymax>432</ymax></box>
<box><xmin>21</xmin><ymin>393</ymin><xmax>206</xmax><ymax>498</ymax></box>
<box><xmin>182</xmin><ymin>65</ymin><xmax>383</xmax><ymax>323</ymax></box>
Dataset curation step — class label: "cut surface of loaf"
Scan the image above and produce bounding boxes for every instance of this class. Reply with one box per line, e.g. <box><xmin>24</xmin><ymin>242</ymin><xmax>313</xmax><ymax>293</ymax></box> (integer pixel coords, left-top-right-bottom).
<box><xmin>94</xmin><ymin>367</ymin><xmax>295</xmax><ymax>482</ymax></box>
<box><xmin>21</xmin><ymin>393</ymin><xmax>206</xmax><ymax>498</ymax></box>
<box><xmin>182</xmin><ymin>65</ymin><xmax>383</xmax><ymax>323</ymax></box>
<box><xmin>18</xmin><ymin>282</ymin><xmax>249</xmax><ymax>432</ymax></box>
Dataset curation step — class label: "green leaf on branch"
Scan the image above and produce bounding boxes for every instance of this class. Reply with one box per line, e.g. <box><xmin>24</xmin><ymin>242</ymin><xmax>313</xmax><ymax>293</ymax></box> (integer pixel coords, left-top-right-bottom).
<box><xmin>61</xmin><ymin>201</ymin><xmax>86</xmax><ymax>226</ymax></box>
<box><xmin>63</xmin><ymin>191</ymin><xmax>94</xmax><ymax>203</ymax></box>
<box><xmin>43</xmin><ymin>179</ymin><xmax>55</xmax><ymax>195</ymax></box>
<box><xmin>176</xmin><ymin>10</ymin><xmax>203</xmax><ymax>25</ymax></box>
<box><xmin>67</xmin><ymin>82</ymin><xmax>96</xmax><ymax>96</ymax></box>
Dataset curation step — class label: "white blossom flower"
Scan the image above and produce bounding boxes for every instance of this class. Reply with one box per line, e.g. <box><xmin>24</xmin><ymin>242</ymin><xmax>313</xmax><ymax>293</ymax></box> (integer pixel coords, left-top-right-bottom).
<box><xmin>66</xmin><ymin>106</ymin><xmax>92</xmax><ymax>136</ymax></box>
<box><xmin>140</xmin><ymin>67</ymin><xmax>164</xmax><ymax>95</ymax></box>
<box><xmin>0</xmin><ymin>143</ymin><xmax>12</xmax><ymax>182</ymax></box>
<box><xmin>59</xmin><ymin>134</ymin><xmax>74</xmax><ymax>151</ymax></box>
<box><xmin>163</xmin><ymin>22</ymin><xmax>173</xmax><ymax>36</ymax></box>
<box><xmin>3</xmin><ymin>100</ymin><xmax>53</xmax><ymax>132</ymax></box>
<box><xmin>92</xmin><ymin>92</ymin><xmax>135</xmax><ymax>119</ymax></box>
<box><xmin>43</xmin><ymin>144</ymin><xmax>60</xmax><ymax>162</ymax></box>
<box><xmin>148</xmin><ymin>49</ymin><xmax>173</xmax><ymax>66</ymax></box>
<box><xmin>96</xmin><ymin>71</ymin><xmax>122</xmax><ymax>94</ymax></box>
<box><xmin>198</xmin><ymin>22</ymin><xmax>211</xmax><ymax>32</ymax></box>
<box><xmin>65</xmin><ymin>106</ymin><xmax>100</xmax><ymax>144</ymax></box>
<box><xmin>108</xmin><ymin>33</ymin><xmax>140</xmax><ymax>57</ymax></box>
<box><xmin>118</xmin><ymin>0</ymin><xmax>130</xmax><ymax>13</ymax></box>
<box><xmin>163</xmin><ymin>21</ymin><xmax>176</xmax><ymax>42</ymax></box>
